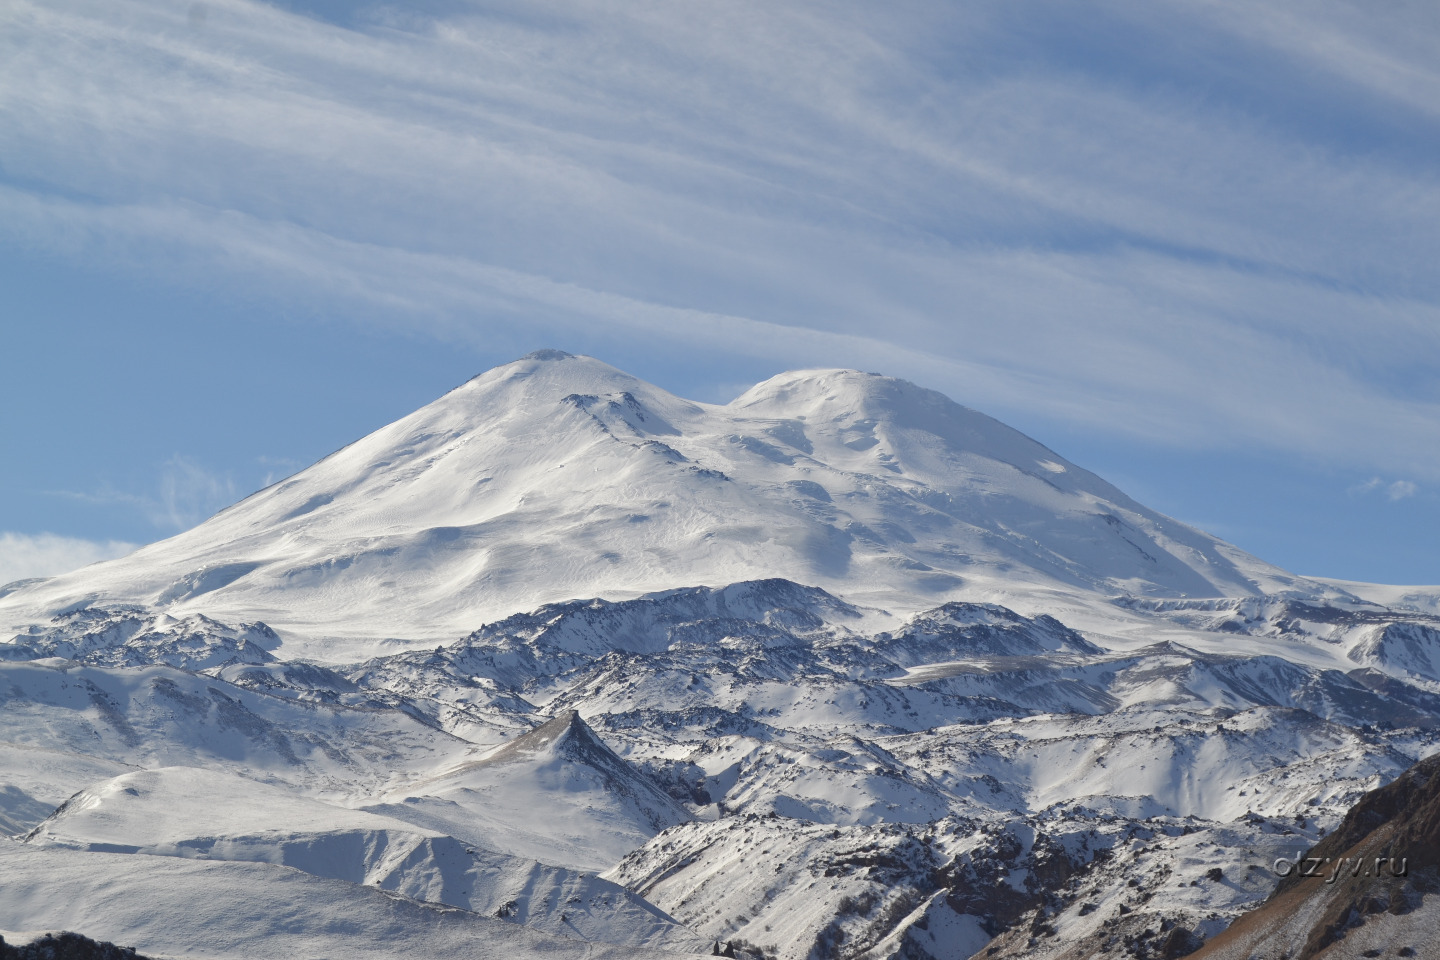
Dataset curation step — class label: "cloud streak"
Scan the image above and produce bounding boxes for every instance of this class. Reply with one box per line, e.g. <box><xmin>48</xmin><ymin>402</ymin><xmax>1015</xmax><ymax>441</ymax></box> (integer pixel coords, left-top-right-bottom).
<box><xmin>4</xmin><ymin>0</ymin><xmax>1439</xmax><ymax>475</ymax></box>
<box><xmin>0</xmin><ymin>532</ymin><xmax>138</xmax><ymax>588</ymax></box>
<box><xmin>53</xmin><ymin>455</ymin><xmax>239</xmax><ymax>533</ymax></box>
<box><xmin>1350</xmin><ymin>477</ymin><xmax>1421</xmax><ymax>502</ymax></box>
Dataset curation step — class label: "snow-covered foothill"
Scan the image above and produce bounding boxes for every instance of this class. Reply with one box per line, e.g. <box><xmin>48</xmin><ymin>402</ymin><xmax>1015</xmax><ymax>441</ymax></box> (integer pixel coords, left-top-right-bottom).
<box><xmin>373</xmin><ymin>711</ymin><xmax>692</xmax><ymax>873</ymax></box>
<box><xmin>0</xmin><ymin>839</ymin><xmax>706</xmax><ymax>960</ymax></box>
<box><xmin>24</xmin><ymin>766</ymin><xmax>706</xmax><ymax>952</ymax></box>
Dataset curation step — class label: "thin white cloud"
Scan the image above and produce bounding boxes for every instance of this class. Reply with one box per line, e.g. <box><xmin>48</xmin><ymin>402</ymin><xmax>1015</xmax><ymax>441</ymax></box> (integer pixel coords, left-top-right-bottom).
<box><xmin>0</xmin><ymin>532</ymin><xmax>139</xmax><ymax>588</ymax></box>
<box><xmin>257</xmin><ymin>455</ymin><xmax>306</xmax><ymax>489</ymax></box>
<box><xmin>158</xmin><ymin>455</ymin><xmax>239</xmax><ymax>531</ymax></box>
<box><xmin>51</xmin><ymin>454</ymin><xmax>239</xmax><ymax>533</ymax></box>
<box><xmin>1190</xmin><ymin>0</ymin><xmax>1440</xmax><ymax>120</ymax></box>
<box><xmin>3</xmin><ymin>0</ymin><xmax>1440</xmax><ymax>477</ymax></box>
<box><xmin>1349</xmin><ymin>477</ymin><xmax>1420</xmax><ymax>501</ymax></box>
<box><xmin>9</xmin><ymin>182</ymin><xmax>1440</xmax><ymax>480</ymax></box>
<box><xmin>1388</xmin><ymin>480</ymin><xmax>1419</xmax><ymax>501</ymax></box>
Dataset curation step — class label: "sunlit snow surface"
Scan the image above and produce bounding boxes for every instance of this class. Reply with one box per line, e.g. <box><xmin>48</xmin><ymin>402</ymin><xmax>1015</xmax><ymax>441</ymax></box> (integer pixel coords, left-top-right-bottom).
<box><xmin>3</xmin><ymin>353</ymin><xmax>1440</xmax><ymax>960</ymax></box>
<box><xmin>0</xmin><ymin>352</ymin><xmax>1347</xmax><ymax>656</ymax></box>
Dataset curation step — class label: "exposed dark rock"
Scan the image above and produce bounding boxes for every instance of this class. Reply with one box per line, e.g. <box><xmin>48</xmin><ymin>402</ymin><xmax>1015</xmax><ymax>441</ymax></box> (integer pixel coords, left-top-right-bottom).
<box><xmin>0</xmin><ymin>932</ymin><xmax>149</xmax><ymax>960</ymax></box>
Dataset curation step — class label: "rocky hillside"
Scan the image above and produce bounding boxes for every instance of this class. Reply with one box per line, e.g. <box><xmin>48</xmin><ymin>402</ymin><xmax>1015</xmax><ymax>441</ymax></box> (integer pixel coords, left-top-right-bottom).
<box><xmin>1182</xmin><ymin>752</ymin><xmax>1440</xmax><ymax>960</ymax></box>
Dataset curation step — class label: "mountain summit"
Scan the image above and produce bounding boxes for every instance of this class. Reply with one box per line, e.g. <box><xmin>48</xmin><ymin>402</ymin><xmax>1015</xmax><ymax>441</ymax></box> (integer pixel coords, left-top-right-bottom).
<box><xmin>6</xmin><ymin>352</ymin><xmax>1440</xmax><ymax>960</ymax></box>
<box><xmin>0</xmin><ymin>352</ymin><xmax>1327</xmax><ymax>655</ymax></box>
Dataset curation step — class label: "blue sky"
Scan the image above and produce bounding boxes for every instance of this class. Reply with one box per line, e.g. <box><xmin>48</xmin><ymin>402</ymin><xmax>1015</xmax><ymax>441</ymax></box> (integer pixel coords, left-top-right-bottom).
<box><xmin>3</xmin><ymin>0</ymin><xmax>1439</xmax><ymax>586</ymax></box>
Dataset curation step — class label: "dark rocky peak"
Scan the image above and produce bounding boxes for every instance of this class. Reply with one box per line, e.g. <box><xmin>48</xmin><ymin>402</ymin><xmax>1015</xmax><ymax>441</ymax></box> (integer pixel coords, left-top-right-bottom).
<box><xmin>520</xmin><ymin>348</ymin><xmax>576</xmax><ymax>361</ymax></box>
<box><xmin>1275</xmin><ymin>751</ymin><xmax>1440</xmax><ymax>898</ymax></box>
<box><xmin>561</xmin><ymin>389</ymin><xmax>682</xmax><ymax>438</ymax></box>
<box><xmin>478</xmin><ymin>710</ymin><xmax>645</xmax><ymax>778</ymax></box>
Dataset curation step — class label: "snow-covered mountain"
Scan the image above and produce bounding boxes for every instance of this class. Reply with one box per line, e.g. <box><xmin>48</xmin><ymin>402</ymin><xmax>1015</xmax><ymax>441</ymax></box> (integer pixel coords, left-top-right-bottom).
<box><xmin>4</xmin><ymin>352</ymin><xmax>1440</xmax><ymax>960</ymax></box>
<box><xmin>0</xmin><ymin>351</ymin><xmax>1340</xmax><ymax>658</ymax></box>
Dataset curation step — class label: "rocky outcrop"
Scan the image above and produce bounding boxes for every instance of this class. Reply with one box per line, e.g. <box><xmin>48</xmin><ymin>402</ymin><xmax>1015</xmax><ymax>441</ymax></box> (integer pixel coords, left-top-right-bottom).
<box><xmin>1186</xmin><ymin>752</ymin><xmax>1440</xmax><ymax>960</ymax></box>
<box><xmin>0</xmin><ymin>932</ymin><xmax>148</xmax><ymax>960</ymax></box>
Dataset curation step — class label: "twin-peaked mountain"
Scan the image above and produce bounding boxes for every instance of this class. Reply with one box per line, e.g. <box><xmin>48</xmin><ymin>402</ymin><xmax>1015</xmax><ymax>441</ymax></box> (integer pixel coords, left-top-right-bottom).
<box><xmin>0</xmin><ymin>351</ymin><xmax>1331</xmax><ymax>657</ymax></box>
<box><xmin>7</xmin><ymin>352</ymin><xmax>1440</xmax><ymax>960</ymax></box>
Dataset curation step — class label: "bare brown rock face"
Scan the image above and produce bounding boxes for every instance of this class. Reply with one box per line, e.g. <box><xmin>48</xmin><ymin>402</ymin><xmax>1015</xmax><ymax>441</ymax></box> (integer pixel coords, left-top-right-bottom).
<box><xmin>1186</xmin><ymin>752</ymin><xmax>1440</xmax><ymax>960</ymax></box>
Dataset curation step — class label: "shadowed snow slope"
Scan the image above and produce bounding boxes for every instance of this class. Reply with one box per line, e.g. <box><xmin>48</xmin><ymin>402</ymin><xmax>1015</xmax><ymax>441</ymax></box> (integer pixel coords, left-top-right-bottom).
<box><xmin>0</xmin><ymin>839</ymin><xmax>700</xmax><ymax>960</ymax></box>
<box><xmin>375</xmin><ymin>711</ymin><xmax>692</xmax><ymax>873</ymax></box>
<box><xmin>23</xmin><ymin>766</ymin><xmax>706</xmax><ymax>952</ymax></box>
<box><xmin>0</xmin><ymin>352</ymin><xmax>1335</xmax><ymax>657</ymax></box>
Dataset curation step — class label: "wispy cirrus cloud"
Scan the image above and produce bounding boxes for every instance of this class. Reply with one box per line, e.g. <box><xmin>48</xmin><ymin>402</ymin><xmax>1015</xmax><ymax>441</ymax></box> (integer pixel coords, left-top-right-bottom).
<box><xmin>1389</xmin><ymin>481</ymin><xmax>1420</xmax><ymax>501</ymax></box>
<box><xmin>3</xmin><ymin>0</ymin><xmax>1439</xmax><ymax>477</ymax></box>
<box><xmin>1350</xmin><ymin>477</ymin><xmax>1421</xmax><ymax>501</ymax></box>
<box><xmin>54</xmin><ymin>455</ymin><xmax>238</xmax><ymax>533</ymax></box>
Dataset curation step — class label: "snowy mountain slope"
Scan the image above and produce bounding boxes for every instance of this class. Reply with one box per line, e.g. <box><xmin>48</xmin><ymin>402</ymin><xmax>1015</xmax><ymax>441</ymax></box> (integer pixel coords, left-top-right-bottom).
<box><xmin>0</xmin><ymin>654</ymin><xmax>697</xmax><ymax>890</ymax></box>
<box><xmin>1311</xmin><ymin>577</ymin><xmax>1440</xmax><ymax>618</ymax></box>
<box><xmin>445</xmin><ymin>585</ymin><xmax>1432</xmax><ymax>956</ymax></box>
<box><xmin>892</xmin><ymin>644</ymin><xmax>1440</xmax><ymax>728</ymax></box>
<box><xmin>593</xmin><ymin>697</ymin><xmax>1422</xmax><ymax>957</ymax></box>
<box><xmin>481</xmin><ymin>589</ymin><xmax>1129</xmax><ymax>742</ymax></box>
<box><xmin>604</xmin><ymin>798</ymin><xmax>1315</xmax><ymax>960</ymax></box>
<box><xmin>0</xmin><ymin>839</ymin><xmax>705</xmax><ymax>960</ymax></box>
<box><xmin>8</xmin><ymin>353</ymin><xmax>1440</xmax><ymax>959</ymax></box>
<box><xmin>6</xmin><ymin>574</ymin><xmax>1439</xmax><ymax>958</ymax></box>
<box><xmin>391</xmin><ymin>580</ymin><xmax>1439</xmax><ymax>746</ymax></box>
<box><xmin>466</xmin><ymin>580</ymin><xmax>867</xmax><ymax>659</ymax></box>
<box><xmin>0</xmin><ymin>352</ymin><xmax>1342</xmax><ymax>657</ymax></box>
<box><xmin>0</xmin><ymin>659</ymin><xmax>464</xmax><ymax>798</ymax></box>
<box><xmin>1115</xmin><ymin>595</ymin><xmax>1440</xmax><ymax>687</ymax></box>
<box><xmin>373</xmin><ymin>711</ymin><xmax>692</xmax><ymax>873</ymax></box>
<box><xmin>1183</xmin><ymin>750</ymin><xmax>1440</xmax><ymax>960</ymax></box>
<box><xmin>302</xmin><ymin>583</ymin><xmax>1112</xmax><ymax>751</ymax></box>
<box><xmin>0</xmin><ymin>744</ymin><xmax>135</xmax><ymax>839</ymax></box>
<box><xmin>23</xmin><ymin>766</ymin><xmax>707</xmax><ymax>952</ymax></box>
<box><xmin>971</xmin><ymin>815</ymin><xmax>1315</xmax><ymax>960</ymax></box>
<box><xmin>893</xmin><ymin>707</ymin><xmax>1411</xmax><ymax>823</ymax></box>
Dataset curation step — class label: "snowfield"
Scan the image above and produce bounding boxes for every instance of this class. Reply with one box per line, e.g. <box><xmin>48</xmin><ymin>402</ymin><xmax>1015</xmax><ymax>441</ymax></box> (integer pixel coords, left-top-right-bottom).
<box><xmin>3</xmin><ymin>352</ymin><xmax>1439</xmax><ymax>960</ymax></box>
